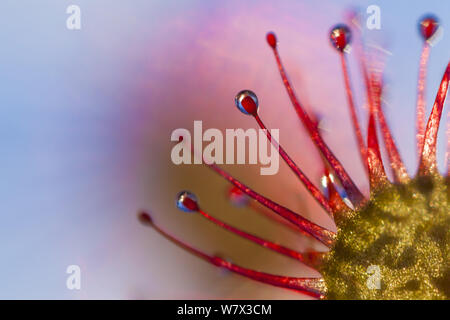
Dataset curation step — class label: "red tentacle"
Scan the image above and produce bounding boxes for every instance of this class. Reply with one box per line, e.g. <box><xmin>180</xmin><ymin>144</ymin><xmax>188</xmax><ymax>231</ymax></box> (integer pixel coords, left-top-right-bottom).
<box><xmin>228</xmin><ymin>186</ymin><xmax>308</xmax><ymax>234</ymax></box>
<box><xmin>371</xmin><ymin>71</ymin><xmax>410</xmax><ymax>183</ymax></box>
<box><xmin>139</xmin><ymin>212</ymin><xmax>326</xmax><ymax>298</ymax></box>
<box><xmin>183</xmin><ymin>136</ymin><xmax>336</xmax><ymax>246</ymax></box>
<box><xmin>351</xmin><ymin>19</ymin><xmax>408</xmax><ymax>183</ymax></box>
<box><xmin>419</xmin><ymin>62</ymin><xmax>450</xmax><ymax>175</ymax></box>
<box><xmin>206</xmin><ymin>161</ymin><xmax>336</xmax><ymax>247</ymax></box>
<box><xmin>416</xmin><ymin>43</ymin><xmax>431</xmax><ymax>159</ymax></box>
<box><xmin>253</xmin><ymin>114</ymin><xmax>334</xmax><ymax>217</ymax></box>
<box><xmin>366</xmin><ymin>74</ymin><xmax>388</xmax><ymax>190</ymax></box>
<box><xmin>267</xmin><ymin>33</ymin><xmax>366</xmax><ymax>208</ymax></box>
<box><xmin>340</xmin><ymin>53</ymin><xmax>368</xmax><ymax>171</ymax></box>
<box><xmin>198</xmin><ymin>209</ymin><xmax>319</xmax><ymax>269</ymax></box>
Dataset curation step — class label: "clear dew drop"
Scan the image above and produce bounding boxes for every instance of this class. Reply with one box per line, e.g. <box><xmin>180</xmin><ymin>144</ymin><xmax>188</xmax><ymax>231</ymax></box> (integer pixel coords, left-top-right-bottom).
<box><xmin>320</xmin><ymin>175</ymin><xmax>330</xmax><ymax>195</ymax></box>
<box><xmin>227</xmin><ymin>186</ymin><xmax>249</xmax><ymax>207</ymax></box>
<box><xmin>330</xmin><ymin>24</ymin><xmax>351</xmax><ymax>52</ymax></box>
<box><xmin>176</xmin><ymin>191</ymin><xmax>199</xmax><ymax>212</ymax></box>
<box><xmin>234</xmin><ymin>90</ymin><xmax>259</xmax><ymax>116</ymax></box>
<box><xmin>419</xmin><ymin>15</ymin><xmax>439</xmax><ymax>40</ymax></box>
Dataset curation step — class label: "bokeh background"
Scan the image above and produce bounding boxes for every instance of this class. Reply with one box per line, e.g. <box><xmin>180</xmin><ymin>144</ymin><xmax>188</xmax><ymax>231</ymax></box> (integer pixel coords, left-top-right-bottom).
<box><xmin>0</xmin><ymin>0</ymin><xmax>448</xmax><ymax>299</ymax></box>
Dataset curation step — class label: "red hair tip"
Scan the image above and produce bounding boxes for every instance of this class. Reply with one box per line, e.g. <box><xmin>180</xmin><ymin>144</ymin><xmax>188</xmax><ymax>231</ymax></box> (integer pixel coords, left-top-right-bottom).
<box><xmin>266</xmin><ymin>32</ymin><xmax>277</xmax><ymax>49</ymax></box>
<box><xmin>138</xmin><ymin>211</ymin><xmax>153</xmax><ymax>225</ymax></box>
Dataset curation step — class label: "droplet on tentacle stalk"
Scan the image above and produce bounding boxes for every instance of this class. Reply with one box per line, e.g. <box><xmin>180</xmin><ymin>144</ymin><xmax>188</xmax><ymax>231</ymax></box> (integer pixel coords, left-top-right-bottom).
<box><xmin>234</xmin><ymin>90</ymin><xmax>259</xmax><ymax>116</ymax></box>
<box><xmin>329</xmin><ymin>24</ymin><xmax>351</xmax><ymax>52</ymax></box>
<box><xmin>176</xmin><ymin>191</ymin><xmax>199</xmax><ymax>212</ymax></box>
<box><xmin>419</xmin><ymin>15</ymin><xmax>439</xmax><ymax>40</ymax></box>
<box><xmin>227</xmin><ymin>186</ymin><xmax>249</xmax><ymax>207</ymax></box>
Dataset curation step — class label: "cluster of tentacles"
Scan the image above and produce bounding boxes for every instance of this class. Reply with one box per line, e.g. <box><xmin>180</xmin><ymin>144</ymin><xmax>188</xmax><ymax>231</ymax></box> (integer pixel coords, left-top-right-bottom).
<box><xmin>140</xmin><ymin>15</ymin><xmax>449</xmax><ymax>299</ymax></box>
